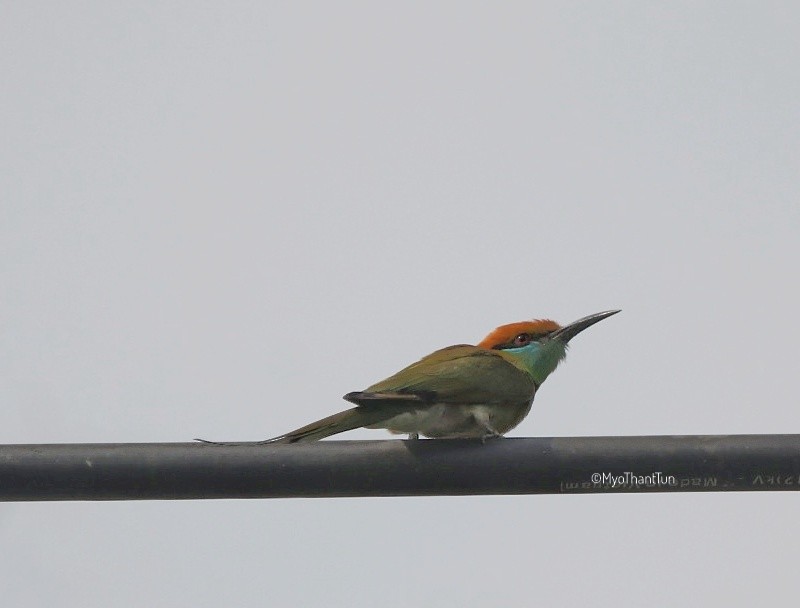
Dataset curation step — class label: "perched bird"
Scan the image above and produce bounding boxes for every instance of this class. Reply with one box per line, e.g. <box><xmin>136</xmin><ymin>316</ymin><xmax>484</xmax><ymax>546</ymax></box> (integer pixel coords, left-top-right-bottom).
<box><xmin>198</xmin><ymin>310</ymin><xmax>619</xmax><ymax>444</ymax></box>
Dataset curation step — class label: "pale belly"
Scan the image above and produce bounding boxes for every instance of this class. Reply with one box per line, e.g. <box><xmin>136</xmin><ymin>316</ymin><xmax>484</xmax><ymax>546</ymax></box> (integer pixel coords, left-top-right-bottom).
<box><xmin>365</xmin><ymin>401</ymin><xmax>534</xmax><ymax>439</ymax></box>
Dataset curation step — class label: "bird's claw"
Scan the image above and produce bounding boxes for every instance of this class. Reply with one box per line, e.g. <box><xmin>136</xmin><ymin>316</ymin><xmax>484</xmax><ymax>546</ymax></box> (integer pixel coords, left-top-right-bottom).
<box><xmin>480</xmin><ymin>431</ymin><xmax>502</xmax><ymax>444</ymax></box>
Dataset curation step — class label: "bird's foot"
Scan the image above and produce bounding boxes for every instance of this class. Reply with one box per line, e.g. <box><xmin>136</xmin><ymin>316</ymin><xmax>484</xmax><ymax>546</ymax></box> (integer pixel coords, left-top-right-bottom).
<box><xmin>480</xmin><ymin>431</ymin><xmax>502</xmax><ymax>444</ymax></box>
<box><xmin>407</xmin><ymin>433</ymin><xmax>420</xmax><ymax>441</ymax></box>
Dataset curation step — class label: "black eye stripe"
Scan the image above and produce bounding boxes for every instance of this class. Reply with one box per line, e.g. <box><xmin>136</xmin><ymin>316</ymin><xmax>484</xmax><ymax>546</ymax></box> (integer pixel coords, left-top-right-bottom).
<box><xmin>491</xmin><ymin>331</ymin><xmax>552</xmax><ymax>350</ymax></box>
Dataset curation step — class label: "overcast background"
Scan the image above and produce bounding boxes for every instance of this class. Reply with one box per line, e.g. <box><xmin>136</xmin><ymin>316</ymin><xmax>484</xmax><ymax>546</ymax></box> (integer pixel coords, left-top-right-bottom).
<box><xmin>2</xmin><ymin>2</ymin><xmax>799</xmax><ymax>606</ymax></box>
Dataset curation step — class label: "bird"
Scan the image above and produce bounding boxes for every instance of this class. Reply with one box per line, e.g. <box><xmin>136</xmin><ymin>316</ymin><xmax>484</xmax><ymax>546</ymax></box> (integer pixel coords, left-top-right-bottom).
<box><xmin>197</xmin><ymin>310</ymin><xmax>619</xmax><ymax>445</ymax></box>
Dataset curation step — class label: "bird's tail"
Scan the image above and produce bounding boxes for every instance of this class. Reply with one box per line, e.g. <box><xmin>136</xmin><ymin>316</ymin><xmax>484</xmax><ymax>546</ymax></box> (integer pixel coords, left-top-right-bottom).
<box><xmin>195</xmin><ymin>406</ymin><xmax>393</xmax><ymax>445</ymax></box>
<box><xmin>266</xmin><ymin>407</ymin><xmax>388</xmax><ymax>443</ymax></box>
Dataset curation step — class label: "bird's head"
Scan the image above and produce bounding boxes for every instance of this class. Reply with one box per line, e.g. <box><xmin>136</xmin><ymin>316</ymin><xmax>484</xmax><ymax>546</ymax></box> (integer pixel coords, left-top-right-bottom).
<box><xmin>479</xmin><ymin>310</ymin><xmax>620</xmax><ymax>386</ymax></box>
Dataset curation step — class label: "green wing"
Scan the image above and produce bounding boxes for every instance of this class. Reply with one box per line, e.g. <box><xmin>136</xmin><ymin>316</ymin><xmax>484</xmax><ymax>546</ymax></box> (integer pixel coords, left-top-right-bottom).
<box><xmin>346</xmin><ymin>345</ymin><xmax>535</xmax><ymax>407</ymax></box>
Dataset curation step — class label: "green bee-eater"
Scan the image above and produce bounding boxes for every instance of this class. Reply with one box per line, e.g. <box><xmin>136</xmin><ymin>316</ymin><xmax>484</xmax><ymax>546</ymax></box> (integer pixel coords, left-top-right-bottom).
<box><xmin>200</xmin><ymin>310</ymin><xmax>619</xmax><ymax>444</ymax></box>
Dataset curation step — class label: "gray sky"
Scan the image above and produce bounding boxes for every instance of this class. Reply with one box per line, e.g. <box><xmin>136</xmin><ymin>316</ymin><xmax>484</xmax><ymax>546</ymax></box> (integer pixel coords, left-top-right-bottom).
<box><xmin>2</xmin><ymin>2</ymin><xmax>799</xmax><ymax>606</ymax></box>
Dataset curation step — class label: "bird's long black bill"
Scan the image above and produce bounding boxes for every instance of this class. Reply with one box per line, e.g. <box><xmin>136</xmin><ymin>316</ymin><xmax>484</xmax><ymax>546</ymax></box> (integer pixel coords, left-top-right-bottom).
<box><xmin>549</xmin><ymin>309</ymin><xmax>620</xmax><ymax>343</ymax></box>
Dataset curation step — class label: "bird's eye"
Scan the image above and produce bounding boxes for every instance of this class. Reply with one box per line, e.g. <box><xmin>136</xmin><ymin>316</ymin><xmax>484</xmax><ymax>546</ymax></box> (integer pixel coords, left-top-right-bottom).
<box><xmin>513</xmin><ymin>333</ymin><xmax>531</xmax><ymax>346</ymax></box>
